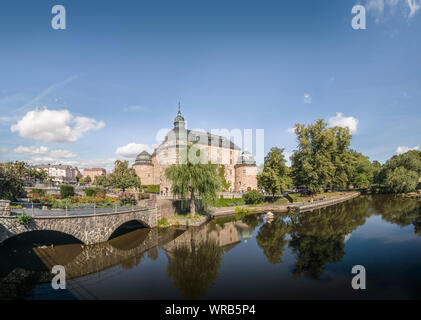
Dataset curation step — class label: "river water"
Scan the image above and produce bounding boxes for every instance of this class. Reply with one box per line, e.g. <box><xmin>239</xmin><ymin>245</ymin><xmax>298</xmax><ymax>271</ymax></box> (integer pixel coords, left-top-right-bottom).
<box><xmin>1</xmin><ymin>194</ymin><xmax>421</xmax><ymax>300</ymax></box>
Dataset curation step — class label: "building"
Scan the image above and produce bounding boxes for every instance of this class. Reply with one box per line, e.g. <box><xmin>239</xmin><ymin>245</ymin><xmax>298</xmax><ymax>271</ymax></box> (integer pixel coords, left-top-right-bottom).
<box><xmin>35</xmin><ymin>164</ymin><xmax>79</xmax><ymax>184</ymax></box>
<box><xmin>83</xmin><ymin>168</ymin><xmax>106</xmax><ymax>181</ymax></box>
<box><xmin>132</xmin><ymin>105</ymin><xmax>257</xmax><ymax>194</ymax></box>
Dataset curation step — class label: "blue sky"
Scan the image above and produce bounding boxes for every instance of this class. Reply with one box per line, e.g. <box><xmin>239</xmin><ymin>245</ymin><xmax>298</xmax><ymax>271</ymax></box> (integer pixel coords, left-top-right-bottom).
<box><xmin>0</xmin><ymin>0</ymin><xmax>420</xmax><ymax>170</ymax></box>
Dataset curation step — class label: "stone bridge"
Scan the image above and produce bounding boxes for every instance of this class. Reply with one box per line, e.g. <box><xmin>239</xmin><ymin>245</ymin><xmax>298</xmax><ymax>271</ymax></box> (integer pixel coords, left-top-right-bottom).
<box><xmin>0</xmin><ymin>206</ymin><xmax>158</xmax><ymax>245</ymax></box>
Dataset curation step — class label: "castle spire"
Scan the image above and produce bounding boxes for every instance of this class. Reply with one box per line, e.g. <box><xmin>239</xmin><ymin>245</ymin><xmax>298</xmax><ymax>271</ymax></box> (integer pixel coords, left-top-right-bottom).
<box><xmin>174</xmin><ymin>101</ymin><xmax>185</xmax><ymax>129</ymax></box>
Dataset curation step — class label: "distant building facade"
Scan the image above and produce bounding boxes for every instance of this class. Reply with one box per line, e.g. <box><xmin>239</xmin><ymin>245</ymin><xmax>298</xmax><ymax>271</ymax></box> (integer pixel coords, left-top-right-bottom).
<box><xmin>83</xmin><ymin>168</ymin><xmax>106</xmax><ymax>181</ymax></box>
<box><xmin>132</xmin><ymin>106</ymin><xmax>258</xmax><ymax>194</ymax></box>
<box><xmin>35</xmin><ymin>164</ymin><xmax>79</xmax><ymax>184</ymax></box>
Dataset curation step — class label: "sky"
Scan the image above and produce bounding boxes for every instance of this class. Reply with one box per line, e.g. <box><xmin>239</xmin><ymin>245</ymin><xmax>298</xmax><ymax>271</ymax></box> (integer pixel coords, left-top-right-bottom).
<box><xmin>0</xmin><ymin>0</ymin><xmax>420</xmax><ymax>171</ymax></box>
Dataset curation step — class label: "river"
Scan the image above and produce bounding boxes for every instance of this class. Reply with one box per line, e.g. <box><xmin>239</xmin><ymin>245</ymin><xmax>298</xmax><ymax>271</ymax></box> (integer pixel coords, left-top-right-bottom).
<box><xmin>1</xmin><ymin>194</ymin><xmax>421</xmax><ymax>299</ymax></box>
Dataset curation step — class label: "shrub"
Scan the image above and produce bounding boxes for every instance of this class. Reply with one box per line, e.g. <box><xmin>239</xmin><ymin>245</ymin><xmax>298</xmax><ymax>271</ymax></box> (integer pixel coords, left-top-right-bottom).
<box><xmin>242</xmin><ymin>190</ymin><xmax>264</xmax><ymax>205</ymax></box>
<box><xmin>158</xmin><ymin>218</ymin><xmax>169</xmax><ymax>228</ymax></box>
<box><xmin>142</xmin><ymin>185</ymin><xmax>160</xmax><ymax>194</ymax></box>
<box><xmin>16</xmin><ymin>214</ymin><xmax>32</xmax><ymax>225</ymax></box>
<box><xmin>85</xmin><ymin>187</ymin><xmax>105</xmax><ymax>198</ymax></box>
<box><xmin>31</xmin><ymin>188</ymin><xmax>45</xmax><ymax>195</ymax></box>
<box><xmin>60</xmin><ymin>184</ymin><xmax>75</xmax><ymax>199</ymax></box>
<box><xmin>118</xmin><ymin>192</ymin><xmax>136</xmax><ymax>205</ymax></box>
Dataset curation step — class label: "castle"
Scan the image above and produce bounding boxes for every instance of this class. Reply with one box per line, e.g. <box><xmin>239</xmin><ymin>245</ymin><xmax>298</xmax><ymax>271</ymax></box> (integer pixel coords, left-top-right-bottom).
<box><xmin>132</xmin><ymin>105</ymin><xmax>257</xmax><ymax>195</ymax></box>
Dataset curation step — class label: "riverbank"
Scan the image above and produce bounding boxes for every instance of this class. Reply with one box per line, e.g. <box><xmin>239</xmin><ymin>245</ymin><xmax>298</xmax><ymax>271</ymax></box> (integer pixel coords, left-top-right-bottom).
<box><xmin>210</xmin><ymin>191</ymin><xmax>360</xmax><ymax>218</ymax></box>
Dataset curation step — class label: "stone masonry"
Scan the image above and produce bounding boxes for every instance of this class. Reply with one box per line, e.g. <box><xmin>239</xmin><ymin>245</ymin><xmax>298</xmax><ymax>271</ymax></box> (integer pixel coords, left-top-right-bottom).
<box><xmin>0</xmin><ymin>207</ymin><xmax>158</xmax><ymax>245</ymax></box>
<box><xmin>0</xmin><ymin>200</ymin><xmax>11</xmax><ymax>216</ymax></box>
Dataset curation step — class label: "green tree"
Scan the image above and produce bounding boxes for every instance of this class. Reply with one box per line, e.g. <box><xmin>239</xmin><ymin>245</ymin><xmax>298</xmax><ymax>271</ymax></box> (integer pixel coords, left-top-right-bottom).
<box><xmin>94</xmin><ymin>174</ymin><xmax>109</xmax><ymax>187</ymax></box>
<box><xmin>263</xmin><ymin>147</ymin><xmax>288</xmax><ymax>177</ymax></box>
<box><xmin>107</xmin><ymin>160</ymin><xmax>141</xmax><ymax>192</ymax></box>
<box><xmin>257</xmin><ymin>147</ymin><xmax>290</xmax><ymax>196</ymax></box>
<box><xmin>371</xmin><ymin>160</ymin><xmax>383</xmax><ymax>185</ymax></box>
<box><xmin>349</xmin><ymin>151</ymin><xmax>374</xmax><ymax>189</ymax></box>
<box><xmin>84</xmin><ymin>175</ymin><xmax>92</xmax><ymax>184</ymax></box>
<box><xmin>291</xmin><ymin>120</ymin><xmax>336</xmax><ymax>193</ymax></box>
<box><xmin>384</xmin><ymin>166</ymin><xmax>419</xmax><ymax>193</ymax></box>
<box><xmin>0</xmin><ymin>165</ymin><xmax>24</xmax><ymax>200</ymax></box>
<box><xmin>29</xmin><ymin>168</ymin><xmax>48</xmax><ymax>181</ymax></box>
<box><xmin>165</xmin><ymin>146</ymin><xmax>221</xmax><ymax>217</ymax></box>
<box><xmin>291</xmin><ymin>120</ymin><xmax>375</xmax><ymax>192</ymax></box>
<box><xmin>218</xmin><ymin>166</ymin><xmax>231</xmax><ymax>191</ymax></box>
<box><xmin>379</xmin><ymin>150</ymin><xmax>421</xmax><ymax>193</ymax></box>
<box><xmin>257</xmin><ymin>167</ymin><xmax>281</xmax><ymax>197</ymax></box>
<box><xmin>60</xmin><ymin>184</ymin><xmax>75</xmax><ymax>198</ymax></box>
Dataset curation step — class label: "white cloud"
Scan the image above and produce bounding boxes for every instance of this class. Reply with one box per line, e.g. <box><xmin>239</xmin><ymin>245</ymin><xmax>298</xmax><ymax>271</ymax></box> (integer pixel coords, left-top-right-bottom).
<box><xmin>116</xmin><ymin>143</ymin><xmax>154</xmax><ymax>159</ymax></box>
<box><xmin>10</xmin><ymin>108</ymin><xmax>105</xmax><ymax>143</ymax></box>
<box><xmin>65</xmin><ymin>158</ymin><xmax>117</xmax><ymax>170</ymax></box>
<box><xmin>396</xmin><ymin>145</ymin><xmax>419</xmax><ymax>154</ymax></box>
<box><xmin>408</xmin><ymin>0</ymin><xmax>421</xmax><ymax>17</ymax></box>
<box><xmin>364</xmin><ymin>0</ymin><xmax>421</xmax><ymax>19</ymax></box>
<box><xmin>14</xmin><ymin>145</ymin><xmax>77</xmax><ymax>160</ymax></box>
<box><xmin>287</xmin><ymin>127</ymin><xmax>296</xmax><ymax>134</ymax></box>
<box><xmin>0</xmin><ymin>147</ymin><xmax>8</xmax><ymax>153</ymax></box>
<box><xmin>124</xmin><ymin>105</ymin><xmax>148</xmax><ymax>112</ymax></box>
<box><xmin>328</xmin><ymin>112</ymin><xmax>359</xmax><ymax>134</ymax></box>
<box><xmin>303</xmin><ymin>93</ymin><xmax>312</xmax><ymax>104</ymax></box>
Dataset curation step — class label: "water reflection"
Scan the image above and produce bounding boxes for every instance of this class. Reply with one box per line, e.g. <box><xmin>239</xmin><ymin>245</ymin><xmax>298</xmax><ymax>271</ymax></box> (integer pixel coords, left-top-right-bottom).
<box><xmin>1</xmin><ymin>195</ymin><xmax>421</xmax><ymax>299</ymax></box>
<box><xmin>166</xmin><ymin>239</ymin><xmax>223</xmax><ymax>299</ymax></box>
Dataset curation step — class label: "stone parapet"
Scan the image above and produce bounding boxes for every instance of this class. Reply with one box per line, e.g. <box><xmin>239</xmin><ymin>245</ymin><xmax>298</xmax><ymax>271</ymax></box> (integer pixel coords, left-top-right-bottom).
<box><xmin>0</xmin><ymin>200</ymin><xmax>11</xmax><ymax>216</ymax></box>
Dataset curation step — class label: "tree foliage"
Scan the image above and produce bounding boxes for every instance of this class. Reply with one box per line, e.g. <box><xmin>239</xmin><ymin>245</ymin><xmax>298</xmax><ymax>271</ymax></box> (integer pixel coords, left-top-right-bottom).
<box><xmin>242</xmin><ymin>190</ymin><xmax>264</xmax><ymax>205</ymax></box>
<box><xmin>60</xmin><ymin>184</ymin><xmax>75</xmax><ymax>198</ymax></box>
<box><xmin>384</xmin><ymin>166</ymin><xmax>419</xmax><ymax>194</ymax></box>
<box><xmin>165</xmin><ymin>146</ymin><xmax>221</xmax><ymax>217</ymax></box>
<box><xmin>0</xmin><ymin>165</ymin><xmax>24</xmax><ymax>201</ymax></box>
<box><xmin>257</xmin><ymin>147</ymin><xmax>291</xmax><ymax>196</ymax></box>
<box><xmin>290</xmin><ymin>119</ymin><xmax>379</xmax><ymax>193</ymax></box>
<box><xmin>218</xmin><ymin>166</ymin><xmax>231</xmax><ymax>192</ymax></box>
<box><xmin>166</xmin><ymin>239</ymin><xmax>223</xmax><ymax>298</ymax></box>
<box><xmin>380</xmin><ymin>150</ymin><xmax>421</xmax><ymax>193</ymax></box>
<box><xmin>99</xmin><ymin>160</ymin><xmax>140</xmax><ymax>192</ymax></box>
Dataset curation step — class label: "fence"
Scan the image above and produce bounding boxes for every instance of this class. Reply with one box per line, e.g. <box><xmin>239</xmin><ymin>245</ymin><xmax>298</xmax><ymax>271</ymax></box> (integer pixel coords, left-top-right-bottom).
<box><xmin>9</xmin><ymin>201</ymin><xmax>148</xmax><ymax>217</ymax></box>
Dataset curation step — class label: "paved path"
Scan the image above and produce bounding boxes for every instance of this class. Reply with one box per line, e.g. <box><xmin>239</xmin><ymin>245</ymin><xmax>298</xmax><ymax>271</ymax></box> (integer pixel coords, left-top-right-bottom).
<box><xmin>210</xmin><ymin>192</ymin><xmax>360</xmax><ymax>218</ymax></box>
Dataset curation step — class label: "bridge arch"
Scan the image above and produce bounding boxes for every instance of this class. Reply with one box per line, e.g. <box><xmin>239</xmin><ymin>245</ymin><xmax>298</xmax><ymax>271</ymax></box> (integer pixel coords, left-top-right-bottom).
<box><xmin>1</xmin><ymin>208</ymin><xmax>157</xmax><ymax>245</ymax></box>
<box><xmin>0</xmin><ymin>217</ymin><xmax>86</xmax><ymax>245</ymax></box>
<box><xmin>105</xmin><ymin>217</ymin><xmax>151</xmax><ymax>242</ymax></box>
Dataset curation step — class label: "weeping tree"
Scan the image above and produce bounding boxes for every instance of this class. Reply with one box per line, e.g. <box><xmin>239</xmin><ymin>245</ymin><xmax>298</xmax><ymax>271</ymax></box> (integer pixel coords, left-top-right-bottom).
<box><xmin>166</xmin><ymin>239</ymin><xmax>223</xmax><ymax>298</ymax></box>
<box><xmin>165</xmin><ymin>145</ymin><xmax>221</xmax><ymax>217</ymax></box>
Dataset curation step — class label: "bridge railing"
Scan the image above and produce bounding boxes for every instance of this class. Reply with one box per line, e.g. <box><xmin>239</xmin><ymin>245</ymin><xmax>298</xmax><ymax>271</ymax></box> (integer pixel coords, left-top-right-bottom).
<box><xmin>9</xmin><ymin>201</ymin><xmax>149</xmax><ymax>217</ymax></box>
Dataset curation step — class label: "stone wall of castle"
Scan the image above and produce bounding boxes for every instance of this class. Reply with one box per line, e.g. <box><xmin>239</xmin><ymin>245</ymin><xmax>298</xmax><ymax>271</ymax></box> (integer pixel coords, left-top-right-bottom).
<box><xmin>133</xmin><ymin>164</ymin><xmax>154</xmax><ymax>186</ymax></box>
<box><xmin>234</xmin><ymin>165</ymin><xmax>258</xmax><ymax>192</ymax></box>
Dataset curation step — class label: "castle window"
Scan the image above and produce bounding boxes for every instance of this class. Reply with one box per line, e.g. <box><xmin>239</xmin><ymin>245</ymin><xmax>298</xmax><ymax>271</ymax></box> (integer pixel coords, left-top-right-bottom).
<box><xmin>243</xmin><ymin>169</ymin><xmax>246</xmax><ymax>174</ymax></box>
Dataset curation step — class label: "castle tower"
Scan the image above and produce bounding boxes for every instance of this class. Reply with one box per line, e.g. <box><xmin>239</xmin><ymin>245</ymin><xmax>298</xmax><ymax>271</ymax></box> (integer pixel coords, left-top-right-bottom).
<box><xmin>173</xmin><ymin>102</ymin><xmax>186</xmax><ymax>130</ymax></box>
<box><xmin>132</xmin><ymin>150</ymin><xmax>154</xmax><ymax>186</ymax></box>
<box><xmin>234</xmin><ymin>151</ymin><xmax>258</xmax><ymax>192</ymax></box>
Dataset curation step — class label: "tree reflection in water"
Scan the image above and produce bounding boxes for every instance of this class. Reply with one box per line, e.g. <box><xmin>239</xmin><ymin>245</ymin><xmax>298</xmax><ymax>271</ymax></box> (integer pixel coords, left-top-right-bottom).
<box><xmin>256</xmin><ymin>217</ymin><xmax>290</xmax><ymax>264</ymax></box>
<box><xmin>2</xmin><ymin>195</ymin><xmax>421</xmax><ymax>299</ymax></box>
<box><xmin>371</xmin><ymin>195</ymin><xmax>421</xmax><ymax>228</ymax></box>
<box><xmin>287</xmin><ymin>197</ymin><xmax>371</xmax><ymax>279</ymax></box>
<box><xmin>166</xmin><ymin>239</ymin><xmax>223</xmax><ymax>299</ymax></box>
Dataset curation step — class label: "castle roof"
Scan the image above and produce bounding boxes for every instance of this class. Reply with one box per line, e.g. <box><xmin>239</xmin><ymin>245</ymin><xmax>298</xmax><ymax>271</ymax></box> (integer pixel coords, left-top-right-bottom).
<box><xmin>236</xmin><ymin>150</ymin><xmax>256</xmax><ymax>165</ymax></box>
<box><xmin>134</xmin><ymin>150</ymin><xmax>152</xmax><ymax>165</ymax></box>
